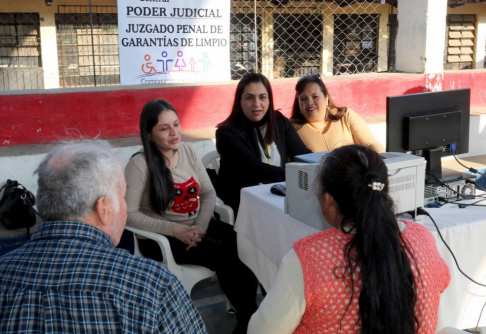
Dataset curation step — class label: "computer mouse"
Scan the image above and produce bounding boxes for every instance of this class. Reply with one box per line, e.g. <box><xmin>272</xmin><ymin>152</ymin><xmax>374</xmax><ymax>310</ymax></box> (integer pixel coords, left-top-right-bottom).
<box><xmin>270</xmin><ymin>184</ymin><xmax>286</xmax><ymax>197</ymax></box>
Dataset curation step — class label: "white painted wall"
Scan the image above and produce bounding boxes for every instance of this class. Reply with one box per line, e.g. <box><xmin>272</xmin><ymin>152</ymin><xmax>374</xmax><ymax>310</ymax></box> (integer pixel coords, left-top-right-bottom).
<box><xmin>396</xmin><ymin>0</ymin><xmax>448</xmax><ymax>73</ymax></box>
<box><xmin>3</xmin><ymin>114</ymin><xmax>486</xmax><ymax>198</ymax></box>
<box><xmin>0</xmin><ymin>139</ymin><xmax>216</xmax><ymax>198</ymax></box>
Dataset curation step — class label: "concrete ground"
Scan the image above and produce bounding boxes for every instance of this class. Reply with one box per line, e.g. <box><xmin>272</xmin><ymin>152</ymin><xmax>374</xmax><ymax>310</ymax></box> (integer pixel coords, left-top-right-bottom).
<box><xmin>192</xmin><ymin>277</ymin><xmax>264</xmax><ymax>334</ymax></box>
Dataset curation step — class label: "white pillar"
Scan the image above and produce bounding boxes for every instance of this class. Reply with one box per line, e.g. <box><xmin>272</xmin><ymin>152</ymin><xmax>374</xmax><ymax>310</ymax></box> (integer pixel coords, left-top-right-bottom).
<box><xmin>475</xmin><ymin>13</ymin><xmax>486</xmax><ymax>69</ymax></box>
<box><xmin>396</xmin><ymin>0</ymin><xmax>448</xmax><ymax>73</ymax></box>
<box><xmin>261</xmin><ymin>8</ymin><xmax>274</xmax><ymax>79</ymax></box>
<box><xmin>321</xmin><ymin>6</ymin><xmax>334</xmax><ymax>76</ymax></box>
<box><xmin>40</xmin><ymin>8</ymin><xmax>60</xmax><ymax>89</ymax></box>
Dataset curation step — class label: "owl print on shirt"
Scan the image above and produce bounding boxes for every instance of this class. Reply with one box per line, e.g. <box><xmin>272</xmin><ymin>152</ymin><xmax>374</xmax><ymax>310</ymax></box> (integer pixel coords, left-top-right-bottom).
<box><xmin>172</xmin><ymin>177</ymin><xmax>199</xmax><ymax>218</ymax></box>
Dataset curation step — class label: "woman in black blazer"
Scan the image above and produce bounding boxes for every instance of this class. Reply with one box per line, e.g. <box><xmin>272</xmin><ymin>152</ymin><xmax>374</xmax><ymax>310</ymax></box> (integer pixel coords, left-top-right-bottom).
<box><xmin>216</xmin><ymin>73</ymin><xmax>311</xmax><ymax>215</ymax></box>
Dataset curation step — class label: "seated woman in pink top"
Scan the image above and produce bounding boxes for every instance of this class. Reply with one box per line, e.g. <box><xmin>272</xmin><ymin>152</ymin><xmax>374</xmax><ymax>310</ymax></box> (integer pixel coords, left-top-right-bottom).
<box><xmin>248</xmin><ymin>144</ymin><xmax>450</xmax><ymax>334</ymax></box>
<box><xmin>290</xmin><ymin>74</ymin><xmax>385</xmax><ymax>152</ymax></box>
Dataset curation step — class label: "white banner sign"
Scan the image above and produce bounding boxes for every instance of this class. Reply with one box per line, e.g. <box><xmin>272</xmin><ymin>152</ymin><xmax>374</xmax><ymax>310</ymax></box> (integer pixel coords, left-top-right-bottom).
<box><xmin>117</xmin><ymin>0</ymin><xmax>230</xmax><ymax>85</ymax></box>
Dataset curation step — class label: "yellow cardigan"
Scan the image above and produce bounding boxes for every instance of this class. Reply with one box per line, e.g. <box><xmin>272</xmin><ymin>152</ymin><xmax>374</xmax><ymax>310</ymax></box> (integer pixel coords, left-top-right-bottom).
<box><xmin>292</xmin><ymin>108</ymin><xmax>385</xmax><ymax>153</ymax></box>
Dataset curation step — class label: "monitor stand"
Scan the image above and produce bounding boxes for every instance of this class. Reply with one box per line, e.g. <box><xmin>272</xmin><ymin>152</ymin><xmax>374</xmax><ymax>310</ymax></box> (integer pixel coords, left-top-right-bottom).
<box><xmin>424</xmin><ymin>148</ymin><xmax>464</xmax><ymax>184</ymax></box>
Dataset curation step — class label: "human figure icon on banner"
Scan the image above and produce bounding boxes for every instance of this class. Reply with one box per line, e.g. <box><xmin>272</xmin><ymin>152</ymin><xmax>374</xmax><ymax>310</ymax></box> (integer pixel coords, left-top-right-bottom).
<box><xmin>198</xmin><ymin>52</ymin><xmax>210</xmax><ymax>73</ymax></box>
<box><xmin>141</xmin><ymin>54</ymin><xmax>156</xmax><ymax>74</ymax></box>
<box><xmin>174</xmin><ymin>51</ymin><xmax>187</xmax><ymax>71</ymax></box>
<box><xmin>189</xmin><ymin>58</ymin><xmax>196</xmax><ymax>72</ymax></box>
<box><xmin>157</xmin><ymin>51</ymin><xmax>173</xmax><ymax>72</ymax></box>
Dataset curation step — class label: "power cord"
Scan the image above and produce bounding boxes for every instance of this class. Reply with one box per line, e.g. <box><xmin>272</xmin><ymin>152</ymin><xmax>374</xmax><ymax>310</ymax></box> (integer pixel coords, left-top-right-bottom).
<box><xmin>425</xmin><ymin>170</ymin><xmax>477</xmax><ymax>202</ymax></box>
<box><xmin>474</xmin><ymin>301</ymin><xmax>486</xmax><ymax>334</ymax></box>
<box><xmin>450</xmin><ymin>143</ymin><xmax>486</xmax><ymax>178</ymax></box>
<box><xmin>417</xmin><ymin>207</ymin><xmax>486</xmax><ymax>331</ymax></box>
<box><xmin>470</xmin><ymin>180</ymin><xmax>486</xmax><ymax>193</ymax></box>
<box><xmin>416</xmin><ymin>207</ymin><xmax>486</xmax><ymax>288</ymax></box>
<box><xmin>425</xmin><ymin>170</ymin><xmax>486</xmax><ymax>204</ymax></box>
<box><xmin>426</xmin><ymin>170</ymin><xmax>462</xmax><ymax>196</ymax></box>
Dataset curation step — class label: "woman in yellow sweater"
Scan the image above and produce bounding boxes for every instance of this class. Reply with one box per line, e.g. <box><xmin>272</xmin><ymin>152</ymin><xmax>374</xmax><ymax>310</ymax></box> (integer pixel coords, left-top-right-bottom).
<box><xmin>290</xmin><ymin>74</ymin><xmax>385</xmax><ymax>152</ymax></box>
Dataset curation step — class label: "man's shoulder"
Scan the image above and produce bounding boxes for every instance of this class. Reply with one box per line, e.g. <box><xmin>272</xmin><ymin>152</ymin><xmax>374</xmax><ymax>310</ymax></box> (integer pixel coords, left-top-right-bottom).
<box><xmin>109</xmin><ymin>247</ymin><xmax>178</xmax><ymax>295</ymax></box>
<box><xmin>0</xmin><ymin>237</ymin><xmax>179</xmax><ymax>308</ymax></box>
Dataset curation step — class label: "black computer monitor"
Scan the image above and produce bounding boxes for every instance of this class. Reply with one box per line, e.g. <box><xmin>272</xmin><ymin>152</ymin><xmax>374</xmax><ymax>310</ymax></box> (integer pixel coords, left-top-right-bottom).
<box><xmin>386</xmin><ymin>88</ymin><xmax>470</xmax><ymax>184</ymax></box>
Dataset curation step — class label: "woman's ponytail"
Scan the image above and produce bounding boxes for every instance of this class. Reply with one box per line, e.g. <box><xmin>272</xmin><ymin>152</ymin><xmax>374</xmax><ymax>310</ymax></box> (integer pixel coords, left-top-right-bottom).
<box><xmin>318</xmin><ymin>145</ymin><xmax>418</xmax><ymax>334</ymax></box>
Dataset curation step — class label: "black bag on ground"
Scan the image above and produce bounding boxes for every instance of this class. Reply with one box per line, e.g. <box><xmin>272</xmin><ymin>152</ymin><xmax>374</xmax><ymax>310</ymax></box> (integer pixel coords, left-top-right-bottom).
<box><xmin>0</xmin><ymin>179</ymin><xmax>37</xmax><ymax>237</ymax></box>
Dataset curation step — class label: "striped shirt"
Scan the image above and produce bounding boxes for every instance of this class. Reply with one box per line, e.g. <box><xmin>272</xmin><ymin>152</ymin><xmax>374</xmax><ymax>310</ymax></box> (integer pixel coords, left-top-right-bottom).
<box><xmin>0</xmin><ymin>221</ymin><xmax>207</xmax><ymax>334</ymax></box>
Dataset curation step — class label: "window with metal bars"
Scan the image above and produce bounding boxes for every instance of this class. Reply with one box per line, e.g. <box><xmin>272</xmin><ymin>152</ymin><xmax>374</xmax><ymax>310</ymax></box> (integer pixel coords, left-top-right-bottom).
<box><xmin>0</xmin><ymin>13</ymin><xmax>41</xmax><ymax>68</ymax></box>
<box><xmin>444</xmin><ymin>14</ymin><xmax>476</xmax><ymax>70</ymax></box>
<box><xmin>273</xmin><ymin>13</ymin><xmax>323</xmax><ymax>78</ymax></box>
<box><xmin>230</xmin><ymin>14</ymin><xmax>261</xmax><ymax>80</ymax></box>
<box><xmin>333</xmin><ymin>14</ymin><xmax>379</xmax><ymax>75</ymax></box>
<box><xmin>55</xmin><ymin>6</ymin><xmax>119</xmax><ymax>88</ymax></box>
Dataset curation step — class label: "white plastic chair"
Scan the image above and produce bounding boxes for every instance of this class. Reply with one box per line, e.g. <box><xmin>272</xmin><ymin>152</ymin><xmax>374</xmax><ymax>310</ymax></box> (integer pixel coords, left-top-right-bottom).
<box><xmin>126</xmin><ymin>225</ymin><xmax>214</xmax><ymax>293</ymax></box>
<box><xmin>202</xmin><ymin>150</ymin><xmax>233</xmax><ymax>212</ymax></box>
<box><xmin>201</xmin><ymin>150</ymin><xmax>221</xmax><ymax>174</ymax></box>
<box><xmin>126</xmin><ymin>201</ymin><xmax>234</xmax><ymax>295</ymax></box>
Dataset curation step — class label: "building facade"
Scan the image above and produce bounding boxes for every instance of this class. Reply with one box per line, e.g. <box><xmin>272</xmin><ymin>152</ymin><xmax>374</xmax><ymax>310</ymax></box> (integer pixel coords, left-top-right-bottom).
<box><xmin>1</xmin><ymin>0</ymin><xmax>486</xmax><ymax>90</ymax></box>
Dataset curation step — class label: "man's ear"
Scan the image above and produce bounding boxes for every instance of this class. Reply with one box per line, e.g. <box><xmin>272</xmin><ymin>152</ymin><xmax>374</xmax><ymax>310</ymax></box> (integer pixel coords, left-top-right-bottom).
<box><xmin>95</xmin><ymin>196</ymin><xmax>112</xmax><ymax>227</ymax></box>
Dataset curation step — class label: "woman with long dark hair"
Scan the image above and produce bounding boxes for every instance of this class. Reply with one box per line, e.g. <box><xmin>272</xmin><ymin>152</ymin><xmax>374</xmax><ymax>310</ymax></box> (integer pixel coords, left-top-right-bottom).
<box><xmin>291</xmin><ymin>74</ymin><xmax>384</xmax><ymax>152</ymax></box>
<box><xmin>248</xmin><ymin>145</ymin><xmax>450</xmax><ymax>334</ymax></box>
<box><xmin>125</xmin><ymin>99</ymin><xmax>258</xmax><ymax>334</ymax></box>
<box><xmin>216</xmin><ymin>73</ymin><xmax>311</xmax><ymax>214</ymax></box>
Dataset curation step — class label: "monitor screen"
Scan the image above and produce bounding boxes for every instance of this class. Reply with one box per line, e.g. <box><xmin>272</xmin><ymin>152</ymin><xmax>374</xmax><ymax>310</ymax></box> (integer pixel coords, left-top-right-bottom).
<box><xmin>386</xmin><ymin>88</ymin><xmax>470</xmax><ymax>183</ymax></box>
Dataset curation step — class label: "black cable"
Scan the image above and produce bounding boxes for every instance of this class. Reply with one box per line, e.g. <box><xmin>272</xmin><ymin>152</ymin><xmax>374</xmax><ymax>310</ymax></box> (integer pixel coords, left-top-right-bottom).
<box><xmin>475</xmin><ymin>301</ymin><xmax>486</xmax><ymax>334</ymax></box>
<box><xmin>426</xmin><ymin>170</ymin><xmax>477</xmax><ymax>201</ymax></box>
<box><xmin>425</xmin><ymin>170</ymin><xmax>486</xmax><ymax>203</ymax></box>
<box><xmin>451</xmin><ymin>151</ymin><xmax>486</xmax><ymax>178</ymax></box>
<box><xmin>416</xmin><ymin>207</ymin><xmax>486</xmax><ymax>288</ymax></box>
<box><xmin>426</xmin><ymin>170</ymin><xmax>461</xmax><ymax>196</ymax></box>
<box><xmin>444</xmin><ymin>202</ymin><xmax>486</xmax><ymax>208</ymax></box>
<box><xmin>471</xmin><ymin>181</ymin><xmax>486</xmax><ymax>193</ymax></box>
<box><xmin>446</xmin><ymin>197</ymin><xmax>486</xmax><ymax>206</ymax></box>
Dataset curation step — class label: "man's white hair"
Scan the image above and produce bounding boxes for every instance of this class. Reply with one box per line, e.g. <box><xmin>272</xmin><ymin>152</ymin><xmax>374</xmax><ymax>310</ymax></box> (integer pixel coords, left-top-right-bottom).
<box><xmin>35</xmin><ymin>140</ymin><xmax>122</xmax><ymax>221</ymax></box>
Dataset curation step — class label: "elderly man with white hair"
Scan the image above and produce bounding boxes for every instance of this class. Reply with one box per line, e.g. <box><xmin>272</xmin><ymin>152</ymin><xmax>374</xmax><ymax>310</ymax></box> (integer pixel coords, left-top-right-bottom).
<box><xmin>0</xmin><ymin>141</ymin><xmax>206</xmax><ymax>334</ymax></box>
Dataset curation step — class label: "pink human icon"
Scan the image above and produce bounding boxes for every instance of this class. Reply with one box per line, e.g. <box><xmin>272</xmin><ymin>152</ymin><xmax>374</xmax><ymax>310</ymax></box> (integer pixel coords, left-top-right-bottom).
<box><xmin>174</xmin><ymin>51</ymin><xmax>187</xmax><ymax>71</ymax></box>
<box><xmin>189</xmin><ymin>58</ymin><xmax>196</xmax><ymax>71</ymax></box>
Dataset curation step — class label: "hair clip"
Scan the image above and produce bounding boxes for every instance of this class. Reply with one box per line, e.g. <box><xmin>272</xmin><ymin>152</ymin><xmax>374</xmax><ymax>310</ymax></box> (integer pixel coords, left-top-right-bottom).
<box><xmin>368</xmin><ymin>182</ymin><xmax>384</xmax><ymax>191</ymax></box>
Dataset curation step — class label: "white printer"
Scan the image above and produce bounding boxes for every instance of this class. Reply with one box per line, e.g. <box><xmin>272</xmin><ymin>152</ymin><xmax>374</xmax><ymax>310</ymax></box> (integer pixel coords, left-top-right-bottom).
<box><xmin>285</xmin><ymin>151</ymin><xmax>425</xmax><ymax>230</ymax></box>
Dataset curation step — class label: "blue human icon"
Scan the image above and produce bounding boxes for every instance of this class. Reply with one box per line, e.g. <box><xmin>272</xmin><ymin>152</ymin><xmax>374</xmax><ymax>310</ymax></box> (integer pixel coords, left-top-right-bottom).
<box><xmin>157</xmin><ymin>51</ymin><xmax>173</xmax><ymax>72</ymax></box>
<box><xmin>174</xmin><ymin>51</ymin><xmax>187</xmax><ymax>71</ymax></box>
<box><xmin>198</xmin><ymin>52</ymin><xmax>211</xmax><ymax>73</ymax></box>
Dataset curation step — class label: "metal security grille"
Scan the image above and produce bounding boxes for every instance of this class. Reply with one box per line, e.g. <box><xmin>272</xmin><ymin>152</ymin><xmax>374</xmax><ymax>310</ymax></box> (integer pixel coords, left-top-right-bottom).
<box><xmin>0</xmin><ymin>12</ymin><xmax>43</xmax><ymax>90</ymax></box>
<box><xmin>56</xmin><ymin>5</ymin><xmax>119</xmax><ymax>88</ymax></box>
<box><xmin>274</xmin><ymin>13</ymin><xmax>323</xmax><ymax>78</ymax></box>
<box><xmin>230</xmin><ymin>0</ymin><xmax>393</xmax><ymax>79</ymax></box>
<box><xmin>333</xmin><ymin>14</ymin><xmax>379</xmax><ymax>75</ymax></box>
<box><xmin>0</xmin><ymin>0</ymin><xmax>398</xmax><ymax>91</ymax></box>
<box><xmin>443</xmin><ymin>14</ymin><xmax>476</xmax><ymax>70</ymax></box>
<box><xmin>230</xmin><ymin>13</ymin><xmax>261</xmax><ymax>80</ymax></box>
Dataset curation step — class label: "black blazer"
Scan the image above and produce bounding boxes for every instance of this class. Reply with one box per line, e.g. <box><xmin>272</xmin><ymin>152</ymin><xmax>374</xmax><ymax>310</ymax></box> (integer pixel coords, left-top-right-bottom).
<box><xmin>215</xmin><ymin>111</ymin><xmax>311</xmax><ymax>215</ymax></box>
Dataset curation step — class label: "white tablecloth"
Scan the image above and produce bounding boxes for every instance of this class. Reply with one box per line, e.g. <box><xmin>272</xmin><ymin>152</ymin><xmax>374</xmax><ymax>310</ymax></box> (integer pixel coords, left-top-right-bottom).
<box><xmin>235</xmin><ymin>183</ymin><xmax>486</xmax><ymax>330</ymax></box>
